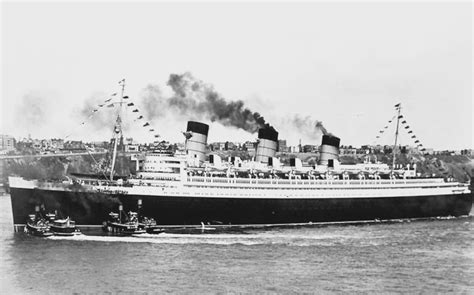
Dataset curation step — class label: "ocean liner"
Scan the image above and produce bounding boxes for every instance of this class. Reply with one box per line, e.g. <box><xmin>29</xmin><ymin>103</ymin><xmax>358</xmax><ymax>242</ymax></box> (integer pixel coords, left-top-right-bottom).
<box><xmin>8</xmin><ymin>84</ymin><xmax>473</xmax><ymax>229</ymax></box>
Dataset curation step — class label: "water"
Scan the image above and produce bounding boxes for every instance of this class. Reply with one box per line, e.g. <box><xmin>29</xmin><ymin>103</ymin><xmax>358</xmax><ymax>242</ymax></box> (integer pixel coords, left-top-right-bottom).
<box><xmin>0</xmin><ymin>195</ymin><xmax>472</xmax><ymax>294</ymax></box>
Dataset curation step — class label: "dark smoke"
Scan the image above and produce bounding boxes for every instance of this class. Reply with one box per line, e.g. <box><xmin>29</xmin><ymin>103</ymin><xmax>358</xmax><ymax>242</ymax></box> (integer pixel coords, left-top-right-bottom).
<box><xmin>141</xmin><ymin>72</ymin><xmax>274</xmax><ymax>133</ymax></box>
<box><xmin>6</xmin><ymin>157</ymin><xmax>68</xmax><ymax>180</ymax></box>
<box><xmin>80</xmin><ymin>93</ymin><xmax>116</xmax><ymax>130</ymax></box>
<box><xmin>290</xmin><ymin>115</ymin><xmax>332</xmax><ymax>139</ymax></box>
<box><xmin>140</xmin><ymin>84</ymin><xmax>167</xmax><ymax>119</ymax></box>
<box><xmin>315</xmin><ymin>121</ymin><xmax>329</xmax><ymax>136</ymax></box>
<box><xmin>78</xmin><ymin>72</ymin><xmax>330</xmax><ymax>140</ymax></box>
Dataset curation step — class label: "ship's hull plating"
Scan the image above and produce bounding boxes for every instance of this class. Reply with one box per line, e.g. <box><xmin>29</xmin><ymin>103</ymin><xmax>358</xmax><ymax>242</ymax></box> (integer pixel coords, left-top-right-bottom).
<box><xmin>9</xmin><ymin>187</ymin><xmax>473</xmax><ymax>226</ymax></box>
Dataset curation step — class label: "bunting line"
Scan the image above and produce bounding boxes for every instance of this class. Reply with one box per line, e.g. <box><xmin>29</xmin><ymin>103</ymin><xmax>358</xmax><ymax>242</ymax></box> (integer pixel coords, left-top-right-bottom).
<box><xmin>74</xmin><ymin>90</ymin><xmax>162</xmax><ymax>140</ymax></box>
<box><xmin>374</xmin><ymin>115</ymin><xmax>396</xmax><ymax>141</ymax></box>
<box><xmin>65</xmin><ymin>93</ymin><xmax>118</xmax><ymax>139</ymax></box>
<box><xmin>374</xmin><ymin>104</ymin><xmax>427</xmax><ymax>153</ymax></box>
<box><xmin>123</xmin><ymin>97</ymin><xmax>161</xmax><ymax>139</ymax></box>
<box><xmin>398</xmin><ymin>115</ymin><xmax>426</xmax><ymax>152</ymax></box>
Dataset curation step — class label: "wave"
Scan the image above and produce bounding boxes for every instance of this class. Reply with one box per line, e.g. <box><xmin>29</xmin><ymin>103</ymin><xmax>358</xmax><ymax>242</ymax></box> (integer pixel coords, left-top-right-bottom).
<box><xmin>45</xmin><ymin>215</ymin><xmax>472</xmax><ymax>246</ymax></box>
<box><xmin>46</xmin><ymin>231</ymin><xmax>356</xmax><ymax>246</ymax></box>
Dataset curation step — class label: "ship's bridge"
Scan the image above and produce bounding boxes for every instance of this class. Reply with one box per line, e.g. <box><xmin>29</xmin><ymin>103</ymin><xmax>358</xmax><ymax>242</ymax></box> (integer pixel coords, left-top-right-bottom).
<box><xmin>136</xmin><ymin>153</ymin><xmax>187</xmax><ymax>181</ymax></box>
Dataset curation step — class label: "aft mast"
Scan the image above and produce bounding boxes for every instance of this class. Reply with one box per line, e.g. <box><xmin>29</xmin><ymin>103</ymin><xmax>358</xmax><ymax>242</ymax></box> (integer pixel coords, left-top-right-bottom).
<box><xmin>391</xmin><ymin>103</ymin><xmax>401</xmax><ymax>174</ymax></box>
<box><xmin>110</xmin><ymin>79</ymin><xmax>126</xmax><ymax>181</ymax></box>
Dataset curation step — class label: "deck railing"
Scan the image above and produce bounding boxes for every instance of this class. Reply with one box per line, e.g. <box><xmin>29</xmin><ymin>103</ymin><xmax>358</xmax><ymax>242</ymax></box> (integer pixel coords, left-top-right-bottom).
<box><xmin>184</xmin><ymin>176</ymin><xmax>453</xmax><ymax>188</ymax></box>
<box><xmin>32</xmin><ymin>175</ymin><xmax>464</xmax><ymax>190</ymax></box>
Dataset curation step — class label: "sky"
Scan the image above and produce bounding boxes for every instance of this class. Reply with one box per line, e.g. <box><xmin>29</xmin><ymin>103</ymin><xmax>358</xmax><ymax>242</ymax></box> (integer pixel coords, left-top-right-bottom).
<box><xmin>1</xmin><ymin>1</ymin><xmax>472</xmax><ymax>150</ymax></box>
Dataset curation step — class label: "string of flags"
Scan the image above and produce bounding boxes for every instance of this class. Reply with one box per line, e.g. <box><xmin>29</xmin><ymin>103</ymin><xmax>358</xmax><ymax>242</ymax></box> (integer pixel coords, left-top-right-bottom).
<box><xmin>66</xmin><ymin>79</ymin><xmax>160</xmax><ymax>141</ymax></box>
<box><xmin>68</xmin><ymin>88</ymin><xmax>160</xmax><ymax>140</ymax></box>
<box><xmin>374</xmin><ymin>103</ymin><xmax>426</xmax><ymax>152</ymax></box>
<box><xmin>124</xmin><ymin>99</ymin><xmax>160</xmax><ymax>139</ymax></box>
<box><xmin>375</xmin><ymin>115</ymin><xmax>396</xmax><ymax>139</ymax></box>
<box><xmin>65</xmin><ymin>92</ymin><xmax>118</xmax><ymax>139</ymax></box>
<box><xmin>399</xmin><ymin>114</ymin><xmax>426</xmax><ymax>152</ymax></box>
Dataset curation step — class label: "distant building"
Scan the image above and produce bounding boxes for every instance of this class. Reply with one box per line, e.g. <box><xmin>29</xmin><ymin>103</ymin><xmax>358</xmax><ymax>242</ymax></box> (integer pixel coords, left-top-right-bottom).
<box><xmin>125</xmin><ymin>144</ymin><xmax>140</xmax><ymax>153</ymax></box>
<box><xmin>209</xmin><ymin>142</ymin><xmax>221</xmax><ymax>151</ymax></box>
<box><xmin>278</xmin><ymin>140</ymin><xmax>287</xmax><ymax>152</ymax></box>
<box><xmin>225</xmin><ymin>141</ymin><xmax>237</xmax><ymax>151</ymax></box>
<box><xmin>383</xmin><ymin>145</ymin><xmax>393</xmax><ymax>154</ymax></box>
<box><xmin>244</xmin><ymin>141</ymin><xmax>256</xmax><ymax>152</ymax></box>
<box><xmin>62</xmin><ymin>141</ymin><xmax>85</xmax><ymax>151</ymax></box>
<box><xmin>423</xmin><ymin>148</ymin><xmax>434</xmax><ymax>155</ymax></box>
<box><xmin>340</xmin><ymin>146</ymin><xmax>356</xmax><ymax>156</ymax></box>
<box><xmin>125</xmin><ymin>137</ymin><xmax>134</xmax><ymax>145</ymax></box>
<box><xmin>15</xmin><ymin>140</ymin><xmax>33</xmax><ymax>152</ymax></box>
<box><xmin>50</xmin><ymin>138</ymin><xmax>64</xmax><ymax>150</ymax></box>
<box><xmin>0</xmin><ymin>135</ymin><xmax>15</xmax><ymax>151</ymax></box>
<box><xmin>461</xmin><ymin>149</ymin><xmax>473</xmax><ymax>156</ymax></box>
<box><xmin>372</xmin><ymin>145</ymin><xmax>383</xmax><ymax>154</ymax></box>
<box><xmin>91</xmin><ymin>141</ymin><xmax>109</xmax><ymax>149</ymax></box>
<box><xmin>175</xmin><ymin>143</ymin><xmax>185</xmax><ymax>152</ymax></box>
<box><xmin>289</xmin><ymin>146</ymin><xmax>299</xmax><ymax>153</ymax></box>
<box><xmin>32</xmin><ymin>139</ymin><xmax>42</xmax><ymax>151</ymax></box>
<box><xmin>303</xmin><ymin>144</ymin><xmax>318</xmax><ymax>153</ymax></box>
<box><xmin>355</xmin><ymin>148</ymin><xmax>368</xmax><ymax>156</ymax></box>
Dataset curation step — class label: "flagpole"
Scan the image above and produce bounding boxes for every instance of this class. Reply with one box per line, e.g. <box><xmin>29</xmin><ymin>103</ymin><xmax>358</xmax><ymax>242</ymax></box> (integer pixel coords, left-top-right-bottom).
<box><xmin>110</xmin><ymin>79</ymin><xmax>125</xmax><ymax>181</ymax></box>
<box><xmin>391</xmin><ymin>103</ymin><xmax>401</xmax><ymax>175</ymax></box>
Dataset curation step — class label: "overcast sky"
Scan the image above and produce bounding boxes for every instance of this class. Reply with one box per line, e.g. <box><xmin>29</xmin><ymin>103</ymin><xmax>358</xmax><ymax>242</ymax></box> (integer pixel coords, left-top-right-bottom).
<box><xmin>1</xmin><ymin>1</ymin><xmax>472</xmax><ymax>150</ymax></box>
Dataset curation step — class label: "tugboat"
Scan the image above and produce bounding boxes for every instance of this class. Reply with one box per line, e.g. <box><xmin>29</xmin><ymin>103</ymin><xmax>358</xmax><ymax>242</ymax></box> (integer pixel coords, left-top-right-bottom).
<box><xmin>102</xmin><ymin>205</ymin><xmax>145</xmax><ymax>235</ymax></box>
<box><xmin>24</xmin><ymin>206</ymin><xmax>53</xmax><ymax>237</ymax></box>
<box><xmin>138</xmin><ymin>216</ymin><xmax>163</xmax><ymax>234</ymax></box>
<box><xmin>136</xmin><ymin>199</ymin><xmax>163</xmax><ymax>234</ymax></box>
<box><xmin>50</xmin><ymin>215</ymin><xmax>81</xmax><ymax>236</ymax></box>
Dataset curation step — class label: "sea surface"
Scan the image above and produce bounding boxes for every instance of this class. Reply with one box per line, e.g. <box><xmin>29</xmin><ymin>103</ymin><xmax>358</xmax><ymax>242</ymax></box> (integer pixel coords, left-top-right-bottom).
<box><xmin>0</xmin><ymin>195</ymin><xmax>472</xmax><ymax>294</ymax></box>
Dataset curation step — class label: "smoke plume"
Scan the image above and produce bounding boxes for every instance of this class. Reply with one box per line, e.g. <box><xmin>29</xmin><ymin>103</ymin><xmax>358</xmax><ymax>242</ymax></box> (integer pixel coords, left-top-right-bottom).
<box><xmin>78</xmin><ymin>92</ymin><xmax>131</xmax><ymax>135</ymax></box>
<box><xmin>77</xmin><ymin>72</ymin><xmax>331</xmax><ymax>142</ymax></box>
<box><xmin>289</xmin><ymin>115</ymin><xmax>332</xmax><ymax>138</ymax></box>
<box><xmin>140</xmin><ymin>84</ymin><xmax>167</xmax><ymax>119</ymax></box>
<box><xmin>14</xmin><ymin>93</ymin><xmax>50</xmax><ymax>134</ymax></box>
<box><xmin>141</xmin><ymin>72</ymin><xmax>275</xmax><ymax>133</ymax></box>
<box><xmin>80</xmin><ymin>93</ymin><xmax>116</xmax><ymax>129</ymax></box>
<box><xmin>315</xmin><ymin>121</ymin><xmax>329</xmax><ymax>136</ymax></box>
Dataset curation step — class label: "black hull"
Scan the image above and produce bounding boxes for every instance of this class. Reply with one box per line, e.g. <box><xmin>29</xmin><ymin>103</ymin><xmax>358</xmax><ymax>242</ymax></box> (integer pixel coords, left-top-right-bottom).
<box><xmin>25</xmin><ymin>223</ymin><xmax>53</xmax><ymax>237</ymax></box>
<box><xmin>102</xmin><ymin>222</ymin><xmax>146</xmax><ymax>235</ymax></box>
<box><xmin>10</xmin><ymin>188</ymin><xmax>473</xmax><ymax>226</ymax></box>
<box><xmin>50</xmin><ymin>226</ymin><xmax>77</xmax><ymax>234</ymax></box>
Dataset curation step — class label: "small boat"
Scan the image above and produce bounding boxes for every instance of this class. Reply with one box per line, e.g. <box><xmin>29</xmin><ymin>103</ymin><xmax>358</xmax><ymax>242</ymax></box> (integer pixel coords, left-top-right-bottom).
<box><xmin>45</xmin><ymin>212</ymin><xmax>56</xmax><ymax>221</ymax></box>
<box><xmin>103</xmin><ymin>201</ymin><xmax>163</xmax><ymax>235</ymax></box>
<box><xmin>135</xmin><ymin>199</ymin><xmax>163</xmax><ymax>234</ymax></box>
<box><xmin>138</xmin><ymin>216</ymin><xmax>164</xmax><ymax>234</ymax></box>
<box><xmin>50</xmin><ymin>216</ymin><xmax>81</xmax><ymax>236</ymax></box>
<box><xmin>102</xmin><ymin>210</ymin><xmax>145</xmax><ymax>235</ymax></box>
<box><xmin>24</xmin><ymin>214</ymin><xmax>53</xmax><ymax>237</ymax></box>
<box><xmin>200</xmin><ymin>222</ymin><xmax>216</xmax><ymax>231</ymax></box>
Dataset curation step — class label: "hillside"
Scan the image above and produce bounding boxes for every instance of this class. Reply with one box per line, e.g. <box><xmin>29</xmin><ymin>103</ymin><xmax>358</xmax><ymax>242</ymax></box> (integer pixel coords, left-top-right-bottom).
<box><xmin>4</xmin><ymin>153</ymin><xmax>132</xmax><ymax>182</ymax></box>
